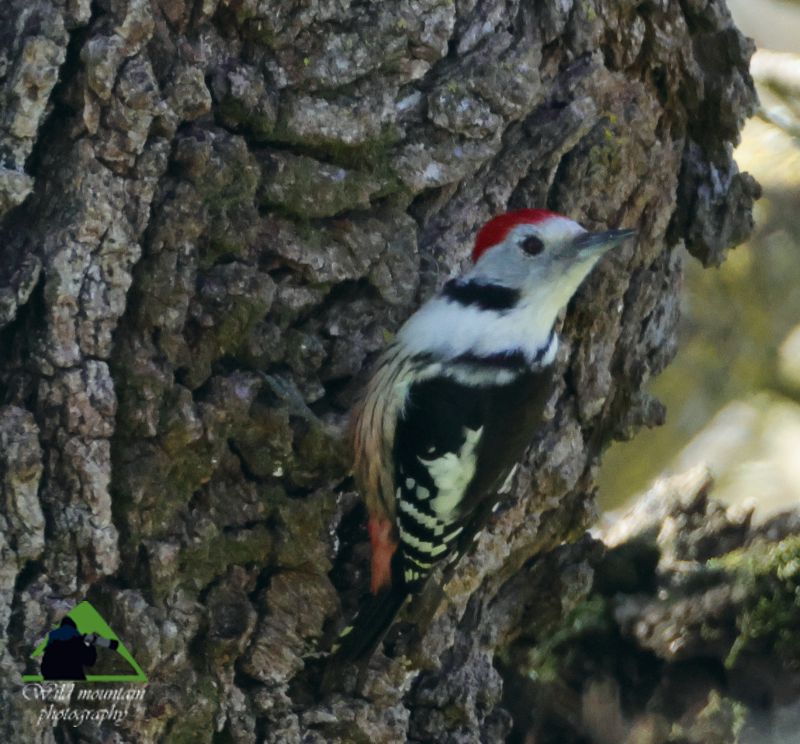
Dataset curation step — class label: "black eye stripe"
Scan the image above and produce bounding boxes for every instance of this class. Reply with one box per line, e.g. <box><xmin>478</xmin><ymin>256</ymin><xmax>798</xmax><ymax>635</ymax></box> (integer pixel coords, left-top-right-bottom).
<box><xmin>521</xmin><ymin>235</ymin><xmax>544</xmax><ymax>256</ymax></box>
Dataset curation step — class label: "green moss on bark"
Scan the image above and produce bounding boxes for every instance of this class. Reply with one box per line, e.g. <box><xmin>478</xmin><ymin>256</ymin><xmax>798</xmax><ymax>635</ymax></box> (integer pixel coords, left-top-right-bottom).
<box><xmin>709</xmin><ymin>535</ymin><xmax>800</xmax><ymax>667</ymax></box>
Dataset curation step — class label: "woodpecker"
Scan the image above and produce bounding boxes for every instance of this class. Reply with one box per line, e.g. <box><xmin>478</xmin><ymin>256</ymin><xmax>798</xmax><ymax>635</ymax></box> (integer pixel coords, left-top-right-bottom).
<box><xmin>333</xmin><ymin>209</ymin><xmax>635</xmax><ymax>665</ymax></box>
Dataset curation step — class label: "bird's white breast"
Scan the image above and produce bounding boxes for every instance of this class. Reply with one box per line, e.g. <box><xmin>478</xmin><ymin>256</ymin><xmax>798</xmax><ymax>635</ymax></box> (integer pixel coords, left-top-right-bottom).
<box><xmin>397</xmin><ymin>295</ymin><xmax>558</xmax><ymax>366</ymax></box>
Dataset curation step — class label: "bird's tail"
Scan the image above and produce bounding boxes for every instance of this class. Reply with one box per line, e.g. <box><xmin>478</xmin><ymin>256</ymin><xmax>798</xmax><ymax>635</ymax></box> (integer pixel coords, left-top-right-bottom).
<box><xmin>323</xmin><ymin>554</ymin><xmax>410</xmax><ymax>688</ymax></box>
<box><xmin>330</xmin><ymin>582</ymin><xmax>409</xmax><ymax>665</ymax></box>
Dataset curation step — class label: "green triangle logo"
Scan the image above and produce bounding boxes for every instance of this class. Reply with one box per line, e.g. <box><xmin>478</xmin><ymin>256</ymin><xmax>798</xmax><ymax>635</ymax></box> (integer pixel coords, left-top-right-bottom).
<box><xmin>22</xmin><ymin>601</ymin><xmax>147</xmax><ymax>683</ymax></box>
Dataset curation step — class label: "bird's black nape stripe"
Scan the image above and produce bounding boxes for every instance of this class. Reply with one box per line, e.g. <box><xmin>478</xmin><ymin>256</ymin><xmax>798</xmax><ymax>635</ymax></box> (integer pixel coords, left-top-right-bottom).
<box><xmin>454</xmin><ymin>349</ymin><xmax>529</xmax><ymax>371</ymax></box>
<box><xmin>442</xmin><ymin>279</ymin><xmax>520</xmax><ymax>311</ymax></box>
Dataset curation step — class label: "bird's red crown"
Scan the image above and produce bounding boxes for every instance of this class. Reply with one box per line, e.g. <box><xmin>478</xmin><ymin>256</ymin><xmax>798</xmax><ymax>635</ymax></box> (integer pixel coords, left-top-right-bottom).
<box><xmin>472</xmin><ymin>208</ymin><xmax>560</xmax><ymax>263</ymax></box>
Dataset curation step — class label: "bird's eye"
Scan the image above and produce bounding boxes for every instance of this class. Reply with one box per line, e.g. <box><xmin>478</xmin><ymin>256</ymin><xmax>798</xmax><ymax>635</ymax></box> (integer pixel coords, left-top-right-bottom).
<box><xmin>521</xmin><ymin>235</ymin><xmax>544</xmax><ymax>256</ymax></box>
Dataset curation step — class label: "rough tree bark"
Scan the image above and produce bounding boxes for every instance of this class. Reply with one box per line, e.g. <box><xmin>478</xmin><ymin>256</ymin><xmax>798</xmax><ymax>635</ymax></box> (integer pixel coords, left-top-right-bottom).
<box><xmin>0</xmin><ymin>1</ymin><xmax>758</xmax><ymax>742</ymax></box>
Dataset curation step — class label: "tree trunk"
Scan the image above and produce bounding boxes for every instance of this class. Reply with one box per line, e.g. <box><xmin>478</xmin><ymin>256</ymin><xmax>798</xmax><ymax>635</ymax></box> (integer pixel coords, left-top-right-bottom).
<box><xmin>0</xmin><ymin>1</ymin><xmax>758</xmax><ymax>741</ymax></box>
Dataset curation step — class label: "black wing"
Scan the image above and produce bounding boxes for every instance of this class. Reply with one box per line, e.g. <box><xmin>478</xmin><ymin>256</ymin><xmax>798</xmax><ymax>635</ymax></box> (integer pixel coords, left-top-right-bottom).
<box><xmin>392</xmin><ymin>365</ymin><xmax>555</xmax><ymax>588</ymax></box>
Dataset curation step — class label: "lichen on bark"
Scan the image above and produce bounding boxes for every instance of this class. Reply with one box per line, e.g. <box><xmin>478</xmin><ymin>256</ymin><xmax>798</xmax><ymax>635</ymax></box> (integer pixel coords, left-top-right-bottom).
<box><xmin>0</xmin><ymin>0</ymin><xmax>760</xmax><ymax>742</ymax></box>
<box><xmin>503</xmin><ymin>469</ymin><xmax>800</xmax><ymax>744</ymax></box>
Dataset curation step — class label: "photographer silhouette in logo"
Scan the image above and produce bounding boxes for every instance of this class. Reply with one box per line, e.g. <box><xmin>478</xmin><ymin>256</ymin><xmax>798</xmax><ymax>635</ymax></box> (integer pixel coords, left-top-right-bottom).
<box><xmin>40</xmin><ymin>616</ymin><xmax>118</xmax><ymax>680</ymax></box>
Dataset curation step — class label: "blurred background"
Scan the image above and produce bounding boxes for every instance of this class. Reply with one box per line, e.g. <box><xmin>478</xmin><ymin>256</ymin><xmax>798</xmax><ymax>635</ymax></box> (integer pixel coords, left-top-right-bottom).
<box><xmin>598</xmin><ymin>0</ymin><xmax>800</xmax><ymax>522</ymax></box>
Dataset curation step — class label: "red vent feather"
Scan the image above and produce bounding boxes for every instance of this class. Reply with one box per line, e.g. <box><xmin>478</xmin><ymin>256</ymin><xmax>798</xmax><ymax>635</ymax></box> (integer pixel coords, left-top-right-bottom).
<box><xmin>472</xmin><ymin>208</ymin><xmax>560</xmax><ymax>263</ymax></box>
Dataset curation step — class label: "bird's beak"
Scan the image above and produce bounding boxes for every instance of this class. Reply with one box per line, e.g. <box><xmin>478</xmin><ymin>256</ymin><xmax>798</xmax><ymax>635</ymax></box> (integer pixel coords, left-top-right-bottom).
<box><xmin>570</xmin><ymin>228</ymin><xmax>636</xmax><ymax>259</ymax></box>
